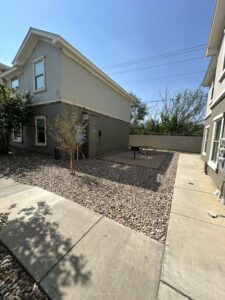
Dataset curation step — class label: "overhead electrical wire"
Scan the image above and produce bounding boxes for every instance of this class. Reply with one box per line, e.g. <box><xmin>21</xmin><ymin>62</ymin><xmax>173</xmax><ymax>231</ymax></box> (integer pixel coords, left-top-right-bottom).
<box><xmin>103</xmin><ymin>44</ymin><xmax>207</xmax><ymax>70</ymax></box>
<box><xmin>108</xmin><ymin>56</ymin><xmax>205</xmax><ymax>75</ymax></box>
<box><xmin>144</xmin><ymin>95</ymin><xmax>208</xmax><ymax>103</ymax></box>
<box><xmin>121</xmin><ymin>70</ymin><xmax>205</xmax><ymax>84</ymax></box>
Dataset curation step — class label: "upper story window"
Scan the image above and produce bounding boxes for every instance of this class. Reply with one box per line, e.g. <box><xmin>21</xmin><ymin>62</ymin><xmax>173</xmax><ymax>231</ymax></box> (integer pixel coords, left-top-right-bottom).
<box><xmin>33</xmin><ymin>57</ymin><xmax>45</xmax><ymax>92</ymax></box>
<box><xmin>11</xmin><ymin>77</ymin><xmax>19</xmax><ymax>89</ymax></box>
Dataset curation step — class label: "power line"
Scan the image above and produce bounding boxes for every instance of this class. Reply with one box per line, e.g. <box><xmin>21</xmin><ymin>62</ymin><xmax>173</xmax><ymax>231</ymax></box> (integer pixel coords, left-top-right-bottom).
<box><xmin>108</xmin><ymin>56</ymin><xmax>205</xmax><ymax>75</ymax></box>
<box><xmin>144</xmin><ymin>95</ymin><xmax>208</xmax><ymax>103</ymax></box>
<box><xmin>122</xmin><ymin>70</ymin><xmax>205</xmax><ymax>84</ymax></box>
<box><xmin>103</xmin><ymin>44</ymin><xmax>206</xmax><ymax>70</ymax></box>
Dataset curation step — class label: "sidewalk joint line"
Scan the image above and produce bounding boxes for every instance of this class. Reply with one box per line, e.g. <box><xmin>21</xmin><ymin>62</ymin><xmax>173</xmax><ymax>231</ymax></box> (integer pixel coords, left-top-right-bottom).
<box><xmin>156</xmin><ymin>243</ymin><xmax>166</xmax><ymax>299</ymax></box>
<box><xmin>38</xmin><ymin>215</ymin><xmax>104</xmax><ymax>284</ymax></box>
<box><xmin>171</xmin><ymin>211</ymin><xmax>225</xmax><ymax>229</ymax></box>
<box><xmin>174</xmin><ymin>185</ymin><xmax>214</xmax><ymax>195</ymax></box>
<box><xmin>0</xmin><ymin>183</ymin><xmax>20</xmax><ymax>191</ymax></box>
<box><xmin>160</xmin><ymin>280</ymin><xmax>193</xmax><ymax>299</ymax></box>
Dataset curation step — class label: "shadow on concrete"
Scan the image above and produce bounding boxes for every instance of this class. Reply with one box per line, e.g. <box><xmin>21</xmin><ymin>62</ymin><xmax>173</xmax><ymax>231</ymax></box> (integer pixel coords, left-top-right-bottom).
<box><xmin>0</xmin><ymin>201</ymin><xmax>92</xmax><ymax>299</ymax></box>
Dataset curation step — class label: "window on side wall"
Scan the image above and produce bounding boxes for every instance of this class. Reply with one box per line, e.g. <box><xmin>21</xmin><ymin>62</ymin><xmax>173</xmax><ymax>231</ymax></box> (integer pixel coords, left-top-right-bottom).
<box><xmin>11</xmin><ymin>77</ymin><xmax>19</xmax><ymax>89</ymax></box>
<box><xmin>210</xmin><ymin>79</ymin><xmax>215</xmax><ymax>101</ymax></box>
<box><xmin>219</xmin><ymin>41</ymin><xmax>225</xmax><ymax>82</ymax></box>
<box><xmin>209</xmin><ymin>114</ymin><xmax>224</xmax><ymax>170</ymax></box>
<box><xmin>203</xmin><ymin>126</ymin><xmax>209</xmax><ymax>155</ymax></box>
<box><xmin>33</xmin><ymin>57</ymin><xmax>45</xmax><ymax>92</ymax></box>
<box><xmin>12</xmin><ymin>125</ymin><xmax>22</xmax><ymax>143</ymax></box>
<box><xmin>223</xmin><ymin>51</ymin><xmax>225</xmax><ymax>72</ymax></box>
<box><xmin>35</xmin><ymin>116</ymin><xmax>46</xmax><ymax>146</ymax></box>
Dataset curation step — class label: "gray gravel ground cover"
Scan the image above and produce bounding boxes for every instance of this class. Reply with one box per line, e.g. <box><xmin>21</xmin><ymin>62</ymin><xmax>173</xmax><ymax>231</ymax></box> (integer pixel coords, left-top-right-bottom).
<box><xmin>0</xmin><ymin>242</ymin><xmax>49</xmax><ymax>300</ymax></box>
<box><xmin>0</xmin><ymin>150</ymin><xmax>178</xmax><ymax>299</ymax></box>
<box><xmin>0</xmin><ymin>150</ymin><xmax>178</xmax><ymax>242</ymax></box>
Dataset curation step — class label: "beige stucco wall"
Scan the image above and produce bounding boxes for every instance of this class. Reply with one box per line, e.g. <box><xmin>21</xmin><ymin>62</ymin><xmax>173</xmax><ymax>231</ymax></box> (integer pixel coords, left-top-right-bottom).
<box><xmin>61</xmin><ymin>53</ymin><xmax>131</xmax><ymax>123</ymax></box>
<box><xmin>129</xmin><ymin>135</ymin><xmax>202</xmax><ymax>153</ymax></box>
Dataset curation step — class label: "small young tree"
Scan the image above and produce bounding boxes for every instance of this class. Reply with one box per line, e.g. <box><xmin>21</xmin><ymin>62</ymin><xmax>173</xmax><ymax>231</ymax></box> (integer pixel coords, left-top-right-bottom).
<box><xmin>0</xmin><ymin>85</ymin><xmax>32</xmax><ymax>154</ymax></box>
<box><xmin>49</xmin><ymin>110</ymin><xmax>86</xmax><ymax>175</ymax></box>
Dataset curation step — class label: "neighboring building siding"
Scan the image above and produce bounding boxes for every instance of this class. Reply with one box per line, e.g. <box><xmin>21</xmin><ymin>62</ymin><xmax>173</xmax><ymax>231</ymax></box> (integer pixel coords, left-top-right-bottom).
<box><xmin>202</xmin><ymin>99</ymin><xmax>225</xmax><ymax>191</ymax></box>
<box><xmin>214</xmin><ymin>36</ymin><xmax>225</xmax><ymax>98</ymax></box>
<box><xmin>202</xmin><ymin>28</ymin><xmax>225</xmax><ymax>194</ymax></box>
<box><xmin>61</xmin><ymin>53</ymin><xmax>131</xmax><ymax>123</ymax></box>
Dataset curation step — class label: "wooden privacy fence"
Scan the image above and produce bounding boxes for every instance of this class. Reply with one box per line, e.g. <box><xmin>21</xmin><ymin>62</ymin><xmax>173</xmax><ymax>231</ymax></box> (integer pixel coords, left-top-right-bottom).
<box><xmin>129</xmin><ymin>135</ymin><xmax>203</xmax><ymax>153</ymax></box>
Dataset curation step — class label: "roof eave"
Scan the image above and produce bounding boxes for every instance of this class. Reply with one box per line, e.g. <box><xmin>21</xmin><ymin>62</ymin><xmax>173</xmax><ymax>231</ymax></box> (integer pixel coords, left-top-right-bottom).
<box><xmin>207</xmin><ymin>0</ymin><xmax>225</xmax><ymax>53</ymax></box>
<box><xmin>0</xmin><ymin>66</ymin><xmax>19</xmax><ymax>79</ymax></box>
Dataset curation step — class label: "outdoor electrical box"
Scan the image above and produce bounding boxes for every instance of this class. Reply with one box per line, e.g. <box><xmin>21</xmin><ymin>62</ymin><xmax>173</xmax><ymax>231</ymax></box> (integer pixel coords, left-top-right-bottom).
<box><xmin>218</xmin><ymin>138</ymin><xmax>225</xmax><ymax>173</ymax></box>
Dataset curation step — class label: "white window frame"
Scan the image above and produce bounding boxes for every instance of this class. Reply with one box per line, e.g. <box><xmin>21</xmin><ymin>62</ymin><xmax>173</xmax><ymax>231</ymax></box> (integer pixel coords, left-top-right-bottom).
<box><xmin>210</xmin><ymin>79</ymin><xmax>215</xmax><ymax>104</ymax></box>
<box><xmin>12</xmin><ymin>125</ymin><xmax>22</xmax><ymax>143</ymax></box>
<box><xmin>33</xmin><ymin>56</ymin><xmax>46</xmax><ymax>93</ymax></box>
<box><xmin>35</xmin><ymin>116</ymin><xmax>47</xmax><ymax>146</ymax></box>
<box><xmin>202</xmin><ymin>125</ymin><xmax>210</xmax><ymax>156</ymax></box>
<box><xmin>219</xmin><ymin>31</ymin><xmax>225</xmax><ymax>82</ymax></box>
<box><xmin>208</xmin><ymin>113</ymin><xmax>224</xmax><ymax>171</ymax></box>
<box><xmin>11</xmin><ymin>76</ymin><xmax>19</xmax><ymax>89</ymax></box>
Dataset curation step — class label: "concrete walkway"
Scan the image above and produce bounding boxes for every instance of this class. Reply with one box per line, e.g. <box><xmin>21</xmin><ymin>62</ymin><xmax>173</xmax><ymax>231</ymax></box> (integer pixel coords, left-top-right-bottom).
<box><xmin>158</xmin><ymin>154</ymin><xmax>225</xmax><ymax>300</ymax></box>
<box><xmin>0</xmin><ymin>178</ymin><xmax>163</xmax><ymax>300</ymax></box>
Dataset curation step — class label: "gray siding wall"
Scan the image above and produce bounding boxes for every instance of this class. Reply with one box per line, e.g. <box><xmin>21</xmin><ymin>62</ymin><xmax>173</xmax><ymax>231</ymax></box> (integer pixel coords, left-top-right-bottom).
<box><xmin>12</xmin><ymin>102</ymin><xmax>130</xmax><ymax>157</ymax></box>
<box><xmin>8</xmin><ymin>41</ymin><xmax>61</xmax><ymax>104</ymax></box>
<box><xmin>201</xmin><ymin>98</ymin><xmax>225</xmax><ymax>191</ymax></box>
<box><xmin>129</xmin><ymin>135</ymin><xmax>202</xmax><ymax>153</ymax></box>
<box><xmin>202</xmin><ymin>29</ymin><xmax>225</xmax><ymax>193</ymax></box>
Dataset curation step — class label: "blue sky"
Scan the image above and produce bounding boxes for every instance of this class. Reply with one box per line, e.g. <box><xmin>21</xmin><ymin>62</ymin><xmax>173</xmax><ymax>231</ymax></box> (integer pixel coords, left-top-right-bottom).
<box><xmin>0</xmin><ymin>0</ymin><xmax>215</xmax><ymax>114</ymax></box>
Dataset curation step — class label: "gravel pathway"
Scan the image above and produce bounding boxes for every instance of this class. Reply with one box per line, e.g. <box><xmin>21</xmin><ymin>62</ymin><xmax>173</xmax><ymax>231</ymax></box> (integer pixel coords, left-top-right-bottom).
<box><xmin>0</xmin><ymin>242</ymin><xmax>48</xmax><ymax>300</ymax></box>
<box><xmin>0</xmin><ymin>150</ymin><xmax>178</xmax><ymax>242</ymax></box>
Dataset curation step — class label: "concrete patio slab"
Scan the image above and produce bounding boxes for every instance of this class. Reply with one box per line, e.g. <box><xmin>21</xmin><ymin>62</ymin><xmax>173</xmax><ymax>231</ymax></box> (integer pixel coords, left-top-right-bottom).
<box><xmin>160</xmin><ymin>153</ymin><xmax>225</xmax><ymax>300</ymax></box>
<box><xmin>0</xmin><ymin>178</ymin><xmax>164</xmax><ymax>300</ymax></box>
<box><xmin>172</xmin><ymin>188</ymin><xmax>225</xmax><ymax>228</ymax></box>
<box><xmin>158</xmin><ymin>282</ymin><xmax>188</xmax><ymax>300</ymax></box>
<box><xmin>174</xmin><ymin>154</ymin><xmax>216</xmax><ymax>194</ymax></box>
<box><xmin>0</xmin><ymin>177</ymin><xmax>18</xmax><ymax>189</ymax></box>
<box><xmin>161</xmin><ymin>214</ymin><xmax>225</xmax><ymax>300</ymax></box>
<box><xmin>0</xmin><ymin>187</ymin><xmax>74</xmax><ymax>223</ymax></box>
<box><xmin>41</xmin><ymin>217</ymin><xmax>163</xmax><ymax>300</ymax></box>
<box><xmin>103</xmin><ymin>151</ymin><xmax>167</xmax><ymax>169</ymax></box>
<box><xmin>0</xmin><ymin>183</ymin><xmax>32</xmax><ymax>199</ymax></box>
<box><xmin>0</xmin><ymin>191</ymin><xmax>102</xmax><ymax>281</ymax></box>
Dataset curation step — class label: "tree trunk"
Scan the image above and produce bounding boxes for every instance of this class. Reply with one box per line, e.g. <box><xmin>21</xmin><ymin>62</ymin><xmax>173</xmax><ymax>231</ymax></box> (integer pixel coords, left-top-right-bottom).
<box><xmin>0</xmin><ymin>126</ymin><xmax>11</xmax><ymax>154</ymax></box>
<box><xmin>69</xmin><ymin>150</ymin><xmax>75</xmax><ymax>175</ymax></box>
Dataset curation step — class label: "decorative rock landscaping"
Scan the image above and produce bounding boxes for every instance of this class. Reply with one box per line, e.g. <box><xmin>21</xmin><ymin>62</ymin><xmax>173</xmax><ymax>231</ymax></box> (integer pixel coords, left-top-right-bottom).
<box><xmin>0</xmin><ymin>243</ymin><xmax>48</xmax><ymax>300</ymax></box>
<box><xmin>0</xmin><ymin>150</ymin><xmax>178</xmax><ymax>242</ymax></box>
